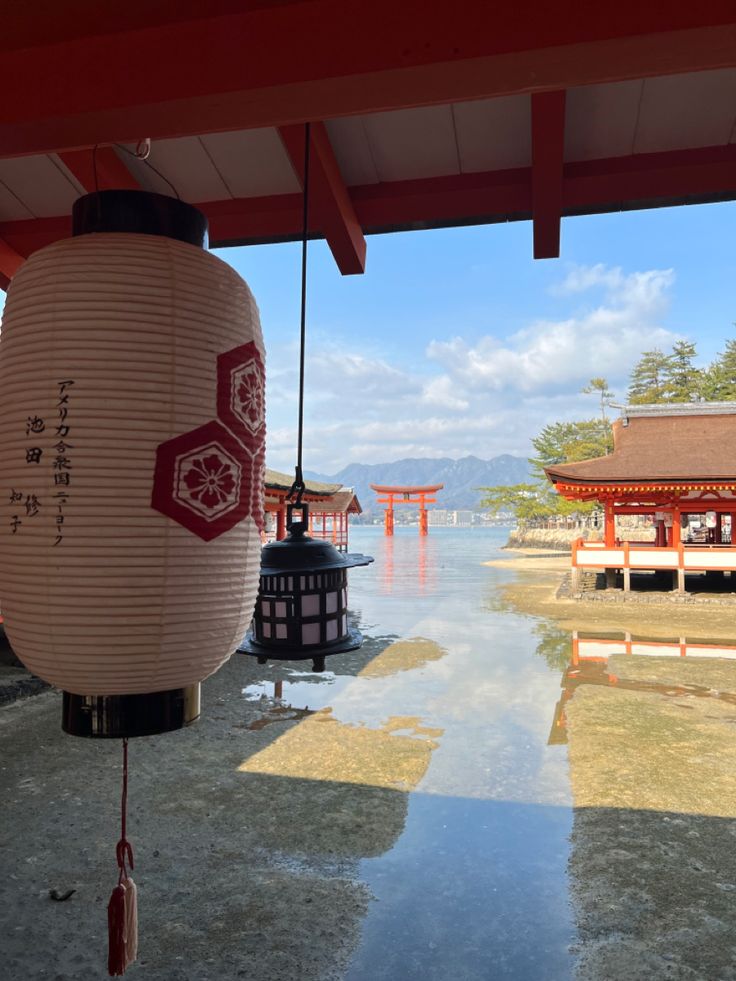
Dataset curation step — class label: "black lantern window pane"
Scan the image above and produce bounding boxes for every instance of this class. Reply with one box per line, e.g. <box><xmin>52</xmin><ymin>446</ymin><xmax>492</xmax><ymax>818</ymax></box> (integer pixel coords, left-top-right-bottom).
<box><xmin>263</xmin><ymin>622</ymin><xmax>272</xmax><ymax>638</ymax></box>
<box><xmin>325</xmin><ymin>591</ymin><xmax>338</xmax><ymax>614</ymax></box>
<box><xmin>275</xmin><ymin>623</ymin><xmax>287</xmax><ymax>639</ymax></box>
<box><xmin>261</xmin><ymin>600</ymin><xmax>271</xmax><ymax>616</ymax></box>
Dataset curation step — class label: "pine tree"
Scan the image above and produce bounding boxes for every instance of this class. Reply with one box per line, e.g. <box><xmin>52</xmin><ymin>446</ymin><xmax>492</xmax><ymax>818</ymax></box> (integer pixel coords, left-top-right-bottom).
<box><xmin>530</xmin><ymin>419</ymin><xmax>613</xmax><ymax>480</ymax></box>
<box><xmin>662</xmin><ymin>340</ymin><xmax>702</xmax><ymax>402</ymax></box>
<box><xmin>702</xmin><ymin>339</ymin><xmax>736</xmax><ymax>402</ymax></box>
<box><xmin>582</xmin><ymin>377</ymin><xmax>614</xmax><ymax>422</ymax></box>
<box><xmin>627</xmin><ymin>349</ymin><xmax>669</xmax><ymax>404</ymax></box>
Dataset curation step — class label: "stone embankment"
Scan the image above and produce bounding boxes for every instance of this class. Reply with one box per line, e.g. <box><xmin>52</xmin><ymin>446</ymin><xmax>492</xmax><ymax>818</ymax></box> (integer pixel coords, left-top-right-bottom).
<box><xmin>504</xmin><ymin>527</ymin><xmax>592</xmax><ymax>551</ymax></box>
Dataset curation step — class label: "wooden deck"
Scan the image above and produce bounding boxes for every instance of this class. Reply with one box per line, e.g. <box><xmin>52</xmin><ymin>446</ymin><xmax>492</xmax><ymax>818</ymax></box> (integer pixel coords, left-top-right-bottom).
<box><xmin>571</xmin><ymin>538</ymin><xmax>736</xmax><ymax>592</ymax></box>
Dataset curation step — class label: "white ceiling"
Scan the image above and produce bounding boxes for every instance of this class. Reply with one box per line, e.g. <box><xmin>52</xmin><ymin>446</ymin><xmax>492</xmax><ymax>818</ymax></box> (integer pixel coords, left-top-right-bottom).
<box><xmin>0</xmin><ymin>67</ymin><xmax>734</xmax><ymax>221</ymax></box>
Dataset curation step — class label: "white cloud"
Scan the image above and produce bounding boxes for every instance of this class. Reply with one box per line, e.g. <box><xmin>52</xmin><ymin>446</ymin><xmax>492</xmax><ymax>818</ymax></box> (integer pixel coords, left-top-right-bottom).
<box><xmin>426</xmin><ymin>266</ymin><xmax>677</xmax><ymax>395</ymax></box>
<box><xmin>265</xmin><ymin>264</ymin><xmax>681</xmax><ymax>472</ymax></box>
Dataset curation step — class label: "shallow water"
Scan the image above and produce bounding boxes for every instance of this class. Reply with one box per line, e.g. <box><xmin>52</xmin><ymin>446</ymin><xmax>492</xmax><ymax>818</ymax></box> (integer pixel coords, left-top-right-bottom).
<box><xmin>244</xmin><ymin>526</ymin><xmax>577</xmax><ymax>979</ymax></box>
<box><xmin>241</xmin><ymin>526</ymin><xmax>736</xmax><ymax>980</ymax></box>
<box><xmin>5</xmin><ymin>524</ymin><xmax>736</xmax><ymax>977</ymax></box>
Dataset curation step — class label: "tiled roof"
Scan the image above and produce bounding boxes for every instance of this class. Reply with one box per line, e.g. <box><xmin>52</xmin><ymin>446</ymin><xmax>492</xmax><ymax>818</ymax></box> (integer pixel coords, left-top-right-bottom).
<box><xmin>545</xmin><ymin>406</ymin><xmax>736</xmax><ymax>485</ymax></box>
<box><xmin>264</xmin><ymin>468</ymin><xmax>341</xmax><ymax>497</ymax></box>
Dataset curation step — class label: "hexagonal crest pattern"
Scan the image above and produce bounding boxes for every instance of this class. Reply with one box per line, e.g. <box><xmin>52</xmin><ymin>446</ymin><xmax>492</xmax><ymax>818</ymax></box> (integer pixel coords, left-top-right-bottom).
<box><xmin>152</xmin><ymin>420</ymin><xmax>258</xmax><ymax>541</ymax></box>
<box><xmin>217</xmin><ymin>341</ymin><xmax>265</xmax><ymax>452</ymax></box>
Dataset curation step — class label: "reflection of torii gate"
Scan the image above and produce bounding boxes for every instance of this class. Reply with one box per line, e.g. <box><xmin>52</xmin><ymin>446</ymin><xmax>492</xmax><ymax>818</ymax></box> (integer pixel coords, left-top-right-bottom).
<box><xmin>371</xmin><ymin>484</ymin><xmax>443</xmax><ymax>536</ymax></box>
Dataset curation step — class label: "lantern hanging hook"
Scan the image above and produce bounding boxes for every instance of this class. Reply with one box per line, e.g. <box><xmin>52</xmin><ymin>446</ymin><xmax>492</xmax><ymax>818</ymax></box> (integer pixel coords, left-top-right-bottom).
<box><xmin>114</xmin><ymin>142</ymin><xmax>181</xmax><ymax>200</ymax></box>
<box><xmin>288</xmin><ymin>122</ymin><xmax>311</xmax><ymax>507</ymax></box>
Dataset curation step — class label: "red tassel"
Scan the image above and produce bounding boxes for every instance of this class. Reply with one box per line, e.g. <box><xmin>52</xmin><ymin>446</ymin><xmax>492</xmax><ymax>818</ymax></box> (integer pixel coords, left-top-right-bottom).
<box><xmin>107</xmin><ymin>884</ymin><xmax>127</xmax><ymax>976</ymax></box>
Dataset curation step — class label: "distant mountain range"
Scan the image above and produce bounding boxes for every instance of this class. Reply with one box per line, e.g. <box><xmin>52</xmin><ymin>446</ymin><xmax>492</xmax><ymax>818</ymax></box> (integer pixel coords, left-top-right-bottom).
<box><xmin>304</xmin><ymin>455</ymin><xmax>531</xmax><ymax>512</ymax></box>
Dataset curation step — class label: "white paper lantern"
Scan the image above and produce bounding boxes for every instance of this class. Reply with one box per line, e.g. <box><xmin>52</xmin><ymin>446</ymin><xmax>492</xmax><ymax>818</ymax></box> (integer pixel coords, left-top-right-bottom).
<box><xmin>0</xmin><ymin>192</ymin><xmax>266</xmax><ymax>735</ymax></box>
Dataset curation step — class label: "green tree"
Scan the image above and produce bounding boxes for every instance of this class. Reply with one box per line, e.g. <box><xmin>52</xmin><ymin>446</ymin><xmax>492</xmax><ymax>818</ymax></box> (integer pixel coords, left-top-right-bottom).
<box><xmin>478</xmin><ymin>483</ymin><xmax>556</xmax><ymax>522</ymax></box>
<box><xmin>479</xmin><ymin>417</ymin><xmax>613</xmax><ymax>523</ymax></box>
<box><xmin>627</xmin><ymin>348</ymin><xmax>669</xmax><ymax>404</ymax></box>
<box><xmin>582</xmin><ymin>377</ymin><xmax>614</xmax><ymax>422</ymax></box>
<box><xmin>701</xmin><ymin>338</ymin><xmax>736</xmax><ymax>401</ymax></box>
<box><xmin>530</xmin><ymin>418</ymin><xmax>613</xmax><ymax>480</ymax></box>
<box><xmin>662</xmin><ymin>340</ymin><xmax>703</xmax><ymax>402</ymax></box>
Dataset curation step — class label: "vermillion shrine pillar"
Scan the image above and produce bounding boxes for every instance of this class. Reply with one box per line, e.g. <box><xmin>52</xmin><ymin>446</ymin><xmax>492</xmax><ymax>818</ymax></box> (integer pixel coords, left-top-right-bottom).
<box><xmin>419</xmin><ymin>493</ymin><xmax>428</xmax><ymax>536</ymax></box>
<box><xmin>384</xmin><ymin>495</ymin><xmax>395</xmax><ymax>536</ymax></box>
<box><xmin>371</xmin><ymin>484</ymin><xmax>444</xmax><ymax>537</ymax></box>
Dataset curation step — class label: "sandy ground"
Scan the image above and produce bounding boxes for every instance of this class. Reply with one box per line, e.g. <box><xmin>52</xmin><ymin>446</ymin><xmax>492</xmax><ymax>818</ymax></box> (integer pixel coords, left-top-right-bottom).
<box><xmin>566</xmin><ymin>657</ymin><xmax>736</xmax><ymax>980</ymax></box>
<box><xmin>487</xmin><ymin>549</ymin><xmax>736</xmax><ymax>641</ymax></box>
<box><xmin>0</xmin><ymin>635</ymin><xmax>444</xmax><ymax>981</ymax></box>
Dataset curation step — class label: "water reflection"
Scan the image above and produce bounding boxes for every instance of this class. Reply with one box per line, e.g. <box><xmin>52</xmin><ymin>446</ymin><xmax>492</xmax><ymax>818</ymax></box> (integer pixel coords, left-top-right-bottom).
<box><xmin>237</xmin><ymin>637</ymin><xmax>446</xmax><ymax>856</ymax></box>
<box><xmin>234</xmin><ymin>527</ymin><xmax>578</xmax><ymax>980</ymax></box>
<box><xmin>379</xmin><ymin>533</ymin><xmax>437</xmax><ymax>596</ymax></box>
<box><xmin>554</xmin><ymin>627</ymin><xmax>736</xmax><ymax>979</ymax></box>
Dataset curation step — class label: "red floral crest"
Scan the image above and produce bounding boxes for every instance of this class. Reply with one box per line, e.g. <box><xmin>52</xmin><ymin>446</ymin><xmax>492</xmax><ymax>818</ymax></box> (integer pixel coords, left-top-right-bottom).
<box><xmin>217</xmin><ymin>342</ymin><xmax>265</xmax><ymax>454</ymax></box>
<box><xmin>151</xmin><ymin>340</ymin><xmax>266</xmax><ymax>541</ymax></box>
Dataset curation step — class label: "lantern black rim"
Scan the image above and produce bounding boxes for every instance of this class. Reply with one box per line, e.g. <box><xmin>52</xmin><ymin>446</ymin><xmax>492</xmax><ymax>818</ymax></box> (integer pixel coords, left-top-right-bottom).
<box><xmin>237</xmin><ymin>625</ymin><xmax>364</xmax><ymax>662</ymax></box>
<box><xmin>62</xmin><ymin>684</ymin><xmax>201</xmax><ymax>738</ymax></box>
<box><xmin>72</xmin><ymin>190</ymin><xmax>208</xmax><ymax>248</ymax></box>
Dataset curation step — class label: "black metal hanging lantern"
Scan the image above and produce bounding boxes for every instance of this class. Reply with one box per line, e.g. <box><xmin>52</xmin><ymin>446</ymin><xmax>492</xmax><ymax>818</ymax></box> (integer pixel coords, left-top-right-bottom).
<box><xmin>240</xmin><ymin>123</ymin><xmax>373</xmax><ymax>672</ymax></box>
<box><xmin>239</xmin><ymin>504</ymin><xmax>372</xmax><ymax>671</ymax></box>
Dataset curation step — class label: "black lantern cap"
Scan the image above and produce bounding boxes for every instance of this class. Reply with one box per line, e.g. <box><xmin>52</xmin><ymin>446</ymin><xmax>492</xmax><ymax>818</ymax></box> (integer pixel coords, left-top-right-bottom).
<box><xmin>73</xmin><ymin>189</ymin><xmax>207</xmax><ymax>247</ymax></box>
<box><xmin>258</xmin><ymin>523</ymin><xmax>373</xmax><ymax>577</ymax></box>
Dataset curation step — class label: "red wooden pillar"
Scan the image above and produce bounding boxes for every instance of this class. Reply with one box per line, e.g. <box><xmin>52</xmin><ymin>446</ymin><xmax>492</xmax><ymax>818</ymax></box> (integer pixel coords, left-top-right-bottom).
<box><xmin>604</xmin><ymin>500</ymin><xmax>615</xmax><ymax>546</ymax></box>
<box><xmin>385</xmin><ymin>494</ymin><xmax>394</xmax><ymax>536</ymax></box>
<box><xmin>671</xmin><ymin>506</ymin><xmax>681</xmax><ymax>546</ymax></box>
<box><xmin>276</xmin><ymin>506</ymin><xmax>286</xmax><ymax>541</ymax></box>
<box><xmin>419</xmin><ymin>493</ymin><xmax>428</xmax><ymax>536</ymax></box>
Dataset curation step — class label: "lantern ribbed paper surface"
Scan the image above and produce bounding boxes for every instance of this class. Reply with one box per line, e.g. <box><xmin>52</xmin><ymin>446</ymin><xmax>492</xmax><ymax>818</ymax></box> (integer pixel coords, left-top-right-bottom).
<box><xmin>0</xmin><ymin>232</ymin><xmax>265</xmax><ymax>695</ymax></box>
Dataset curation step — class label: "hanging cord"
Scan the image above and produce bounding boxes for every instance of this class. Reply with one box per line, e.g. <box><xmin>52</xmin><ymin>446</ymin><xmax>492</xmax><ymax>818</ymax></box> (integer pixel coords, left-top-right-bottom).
<box><xmin>288</xmin><ymin>122</ymin><xmax>311</xmax><ymax>507</ymax></box>
<box><xmin>90</xmin><ymin>141</ymin><xmax>180</xmax><ymax>200</ymax></box>
<box><xmin>115</xmin><ymin>738</ymin><xmax>134</xmax><ymax>883</ymax></box>
<box><xmin>108</xmin><ymin>738</ymin><xmax>138</xmax><ymax>976</ymax></box>
<box><xmin>115</xmin><ymin>143</ymin><xmax>181</xmax><ymax>200</ymax></box>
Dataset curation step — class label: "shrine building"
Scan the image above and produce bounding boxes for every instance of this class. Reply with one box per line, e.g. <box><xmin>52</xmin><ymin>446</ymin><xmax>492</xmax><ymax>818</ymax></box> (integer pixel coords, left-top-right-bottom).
<box><xmin>545</xmin><ymin>404</ymin><xmax>736</xmax><ymax>593</ymax></box>
<box><xmin>264</xmin><ymin>469</ymin><xmax>360</xmax><ymax>551</ymax></box>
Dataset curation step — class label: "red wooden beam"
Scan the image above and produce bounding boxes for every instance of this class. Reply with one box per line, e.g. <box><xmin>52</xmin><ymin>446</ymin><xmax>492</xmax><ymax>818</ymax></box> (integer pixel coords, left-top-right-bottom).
<box><xmin>0</xmin><ymin>238</ymin><xmax>25</xmax><ymax>290</ymax></box>
<box><xmin>278</xmin><ymin>123</ymin><xmax>366</xmax><ymax>275</ymax></box>
<box><xmin>531</xmin><ymin>91</ymin><xmax>566</xmax><ymax>259</ymax></box>
<box><xmin>2</xmin><ymin>145</ymin><xmax>735</xmax><ymax>279</ymax></box>
<box><xmin>0</xmin><ymin>3</ymin><xmax>735</xmax><ymax>156</ymax></box>
<box><xmin>58</xmin><ymin>147</ymin><xmax>140</xmax><ymax>191</ymax></box>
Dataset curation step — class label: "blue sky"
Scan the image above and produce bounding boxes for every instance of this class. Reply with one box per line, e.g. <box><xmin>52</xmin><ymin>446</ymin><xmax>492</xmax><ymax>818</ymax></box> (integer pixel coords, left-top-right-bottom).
<box><xmin>2</xmin><ymin>201</ymin><xmax>733</xmax><ymax>473</ymax></box>
<box><xmin>219</xmin><ymin>200</ymin><xmax>736</xmax><ymax>473</ymax></box>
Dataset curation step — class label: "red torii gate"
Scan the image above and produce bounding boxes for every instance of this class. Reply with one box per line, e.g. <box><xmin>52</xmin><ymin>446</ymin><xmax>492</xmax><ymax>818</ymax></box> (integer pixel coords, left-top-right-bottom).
<box><xmin>371</xmin><ymin>484</ymin><xmax>443</xmax><ymax>536</ymax></box>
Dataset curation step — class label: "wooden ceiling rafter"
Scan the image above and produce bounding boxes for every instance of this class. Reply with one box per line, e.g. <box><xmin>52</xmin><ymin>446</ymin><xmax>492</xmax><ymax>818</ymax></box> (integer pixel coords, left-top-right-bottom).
<box><xmin>57</xmin><ymin>147</ymin><xmax>141</xmax><ymax>192</ymax></box>
<box><xmin>1</xmin><ymin>143</ymin><xmax>735</xmax><ymax>269</ymax></box>
<box><xmin>531</xmin><ymin>90</ymin><xmax>566</xmax><ymax>259</ymax></box>
<box><xmin>277</xmin><ymin>123</ymin><xmax>366</xmax><ymax>275</ymax></box>
<box><xmin>0</xmin><ymin>237</ymin><xmax>24</xmax><ymax>290</ymax></box>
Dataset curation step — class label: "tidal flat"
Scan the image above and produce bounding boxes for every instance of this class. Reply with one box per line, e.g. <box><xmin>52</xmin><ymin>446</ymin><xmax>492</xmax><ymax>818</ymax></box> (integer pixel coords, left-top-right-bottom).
<box><xmin>2</xmin><ymin>527</ymin><xmax>736</xmax><ymax>979</ymax></box>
